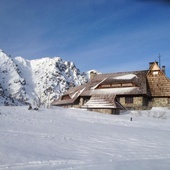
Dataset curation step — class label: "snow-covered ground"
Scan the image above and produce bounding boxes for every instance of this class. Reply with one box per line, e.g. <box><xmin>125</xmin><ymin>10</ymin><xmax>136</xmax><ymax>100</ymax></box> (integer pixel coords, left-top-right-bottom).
<box><xmin>0</xmin><ymin>106</ymin><xmax>170</xmax><ymax>170</ymax></box>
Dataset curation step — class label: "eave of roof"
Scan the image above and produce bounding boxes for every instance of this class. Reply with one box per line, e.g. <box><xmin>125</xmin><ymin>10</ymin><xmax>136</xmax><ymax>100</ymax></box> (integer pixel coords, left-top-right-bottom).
<box><xmin>52</xmin><ymin>87</ymin><xmax>86</xmax><ymax>105</ymax></box>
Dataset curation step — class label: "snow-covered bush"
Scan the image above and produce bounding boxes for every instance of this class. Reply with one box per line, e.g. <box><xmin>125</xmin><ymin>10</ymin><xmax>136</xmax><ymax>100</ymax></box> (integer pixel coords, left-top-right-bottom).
<box><xmin>130</xmin><ymin>107</ymin><xmax>169</xmax><ymax>119</ymax></box>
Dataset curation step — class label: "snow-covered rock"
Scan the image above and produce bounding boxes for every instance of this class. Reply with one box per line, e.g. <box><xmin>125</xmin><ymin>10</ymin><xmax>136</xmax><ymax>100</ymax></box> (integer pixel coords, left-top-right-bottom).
<box><xmin>0</xmin><ymin>50</ymin><xmax>89</xmax><ymax>106</ymax></box>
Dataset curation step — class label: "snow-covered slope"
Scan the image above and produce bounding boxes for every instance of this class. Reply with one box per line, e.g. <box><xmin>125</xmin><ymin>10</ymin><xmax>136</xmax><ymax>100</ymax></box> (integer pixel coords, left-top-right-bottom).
<box><xmin>0</xmin><ymin>106</ymin><xmax>170</xmax><ymax>170</ymax></box>
<box><xmin>0</xmin><ymin>50</ymin><xmax>88</xmax><ymax>106</ymax></box>
<box><xmin>0</xmin><ymin>50</ymin><xmax>27</xmax><ymax>105</ymax></box>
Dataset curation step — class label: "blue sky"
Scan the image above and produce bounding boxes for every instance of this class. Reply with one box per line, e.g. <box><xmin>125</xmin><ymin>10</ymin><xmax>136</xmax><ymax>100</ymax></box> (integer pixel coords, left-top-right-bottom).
<box><xmin>0</xmin><ymin>0</ymin><xmax>170</xmax><ymax>77</ymax></box>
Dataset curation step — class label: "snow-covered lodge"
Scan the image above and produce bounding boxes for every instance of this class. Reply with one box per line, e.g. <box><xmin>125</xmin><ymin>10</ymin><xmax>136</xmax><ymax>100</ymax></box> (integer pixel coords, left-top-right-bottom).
<box><xmin>52</xmin><ymin>62</ymin><xmax>170</xmax><ymax>114</ymax></box>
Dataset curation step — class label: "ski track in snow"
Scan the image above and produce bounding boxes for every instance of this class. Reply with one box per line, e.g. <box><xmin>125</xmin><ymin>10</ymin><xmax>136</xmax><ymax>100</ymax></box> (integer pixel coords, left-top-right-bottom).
<box><xmin>0</xmin><ymin>106</ymin><xmax>170</xmax><ymax>170</ymax></box>
<box><xmin>0</xmin><ymin>159</ymin><xmax>84</xmax><ymax>170</ymax></box>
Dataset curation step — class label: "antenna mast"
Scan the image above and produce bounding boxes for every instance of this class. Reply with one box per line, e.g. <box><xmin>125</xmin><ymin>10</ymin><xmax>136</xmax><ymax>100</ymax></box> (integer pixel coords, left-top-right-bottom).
<box><xmin>158</xmin><ymin>53</ymin><xmax>161</xmax><ymax>68</ymax></box>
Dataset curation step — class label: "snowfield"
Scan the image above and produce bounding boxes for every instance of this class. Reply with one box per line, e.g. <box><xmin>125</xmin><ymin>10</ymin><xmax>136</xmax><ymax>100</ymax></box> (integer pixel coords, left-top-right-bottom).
<box><xmin>0</xmin><ymin>107</ymin><xmax>170</xmax><ymax>170</ymax></box>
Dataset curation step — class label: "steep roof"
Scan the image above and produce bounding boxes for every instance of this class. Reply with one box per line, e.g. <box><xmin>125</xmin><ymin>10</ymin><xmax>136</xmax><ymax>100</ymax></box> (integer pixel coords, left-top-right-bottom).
<box><xmin>147</xmin><ymin>62</ymin><xmax>170</xmax><ymax>97</ymax></box>
<box><xmin>52</xmin><ymin>70</ymin><xmax>148</xmax><ymax>106</ymax></box>
<box><xmin>52</xmin><ymin>85</ymin><xmax>86</xmax><ymax>105</ymax></box>
<box><xmin>81</xmin><ymin>70</ymin><xmax>148</xmax><ymax>96</ymax></box>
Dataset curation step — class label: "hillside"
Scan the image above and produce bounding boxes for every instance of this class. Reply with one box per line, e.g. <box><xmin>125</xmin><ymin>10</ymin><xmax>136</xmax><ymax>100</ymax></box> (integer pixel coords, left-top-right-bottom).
<box><xmin>0</xmin><ymin>49</ymin><xmax>88</xmax><ymax>106</ymax></box>
<box><xmin>0</xmin><ymin>106</ymin><xmax>170</xmax><ymax>169</ymax></box>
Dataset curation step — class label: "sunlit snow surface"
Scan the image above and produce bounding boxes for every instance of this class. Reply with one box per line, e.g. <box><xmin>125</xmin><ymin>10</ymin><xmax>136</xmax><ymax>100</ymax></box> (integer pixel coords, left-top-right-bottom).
<box><xmin>113</xmin><ymin>74</ymin><xmax>137</xmax><ymax>80</ymax></box>
<box><xmin>0</xmin><ymin>106</ymin><xmax>170</xmax><ymax>170</ymax></box>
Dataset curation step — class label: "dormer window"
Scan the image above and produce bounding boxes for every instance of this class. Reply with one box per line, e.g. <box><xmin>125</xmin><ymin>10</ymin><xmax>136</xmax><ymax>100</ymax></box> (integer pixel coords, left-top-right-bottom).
<box><xmin>152</xmin><ymin>71</ymin><xmax>158</xmax><ymax>76</ymax></box>
<box><xmin>98</xmin><ymin>83</ymin><xmax>136</xmax><ymax>89</ymax></box>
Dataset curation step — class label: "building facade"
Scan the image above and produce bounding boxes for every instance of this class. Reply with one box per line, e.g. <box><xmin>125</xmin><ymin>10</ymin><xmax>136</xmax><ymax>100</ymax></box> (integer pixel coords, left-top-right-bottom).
<box><xmin>52</xmin><ymin>62</ymin><xmax>170</xmax><ymax>114</ymax></box>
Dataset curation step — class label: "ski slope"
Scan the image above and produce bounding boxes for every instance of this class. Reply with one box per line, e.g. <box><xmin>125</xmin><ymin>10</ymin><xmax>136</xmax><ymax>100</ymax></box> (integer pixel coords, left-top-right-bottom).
<box><xmin>0</xmin><ymin>106</ymin><xmax>170</xmax><ymax>170</ymax></box>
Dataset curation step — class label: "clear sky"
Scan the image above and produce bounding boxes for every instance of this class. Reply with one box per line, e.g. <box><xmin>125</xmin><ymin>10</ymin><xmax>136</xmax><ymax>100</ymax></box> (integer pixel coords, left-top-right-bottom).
<box><xmin>0</xmin><ymin>0</ymin><xmax>170</xmax><ymax>77</ymax></box>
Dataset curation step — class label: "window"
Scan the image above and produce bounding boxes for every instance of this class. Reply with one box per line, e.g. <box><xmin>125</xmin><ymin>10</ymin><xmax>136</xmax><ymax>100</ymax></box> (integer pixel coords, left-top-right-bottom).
<box><xmin>153</xmin><ymin>71</ymin><xmax>158</xmax><ymax>75</ymax></box>
<box><xmin>125</xmin><ymin>97</ymin><xmax>133</xmax><ymax>104</ymax></box>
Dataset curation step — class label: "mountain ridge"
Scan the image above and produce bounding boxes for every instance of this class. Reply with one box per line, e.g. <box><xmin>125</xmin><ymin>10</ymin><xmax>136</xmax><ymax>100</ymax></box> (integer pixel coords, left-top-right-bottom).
<box><xmin>0</xmin><ymin>50</ymin><xmax>89</xmax><ymax>106</ymax></box>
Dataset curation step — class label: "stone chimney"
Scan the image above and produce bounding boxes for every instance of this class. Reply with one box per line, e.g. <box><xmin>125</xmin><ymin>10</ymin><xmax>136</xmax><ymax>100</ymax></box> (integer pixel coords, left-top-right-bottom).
<box><xmin>90</xmin><ymin>71</ymin><xmax>97</xmax><ymax>79</ymax></box>
<box><xmin>162</xmin><ymin>66</ymin><xmax>166</xmax><ymax>74</ymax></box>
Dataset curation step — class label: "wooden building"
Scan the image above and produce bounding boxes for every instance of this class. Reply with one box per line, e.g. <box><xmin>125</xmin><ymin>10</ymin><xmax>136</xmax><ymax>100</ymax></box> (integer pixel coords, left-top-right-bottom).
<box><xmin>52</xmin><ymin>62</ymin><xmax>170</xmax><ymax>114</ymax></box>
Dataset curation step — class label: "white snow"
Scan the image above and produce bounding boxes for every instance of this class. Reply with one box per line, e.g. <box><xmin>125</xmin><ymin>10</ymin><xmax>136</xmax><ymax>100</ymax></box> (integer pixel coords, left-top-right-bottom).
<box><xmin>91</xmin><ymin>78</ymin><xmax>107</xmax><ymax>90</ymax></box>
<box><xmin>92</xmin><ymin>87</ymin><xmax>138</xmax><ymax>94</ymax></box>
<box><xmin>0</xmin><ymin>106</ymin><xmax>170</xmax><ymax>170</ymax></box>
<box><xmin>86</xmin><ymin>70</ymin><xmax>101</xmax><ymax>79</ymax></box>
<box><xmin>71</xmin><ymin>87</ymin><xmax>86</xmax><ymax>99</ymax></box>
<box><xmin>0</xmin><ymin>50</ymin><xmax>88</xmax><ymax>106</ymax></box>
<box><xmin>113</xmin><ymin>74</ymin><xmax>137</xmax><ymax>80</ymax></box>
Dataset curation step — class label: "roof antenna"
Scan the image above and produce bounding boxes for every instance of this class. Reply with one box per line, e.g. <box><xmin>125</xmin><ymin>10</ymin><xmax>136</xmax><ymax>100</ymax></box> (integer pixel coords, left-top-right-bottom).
<box><xmin>158</xmin><ymin>53</ymin><xmax>161</xmax><ymax>68</ymax></box>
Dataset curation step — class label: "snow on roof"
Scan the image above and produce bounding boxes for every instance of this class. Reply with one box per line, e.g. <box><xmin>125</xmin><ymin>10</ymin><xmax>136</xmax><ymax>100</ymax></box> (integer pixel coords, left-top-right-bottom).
<box><xmin>83</xmin><ymin>96</ymin><xmax>116</xmax><ymax>108</ymax></box>
<box><xmin>92</xmin><ymin>87</ymin><xmax>138</xmax><ymax>95</ymax></box>
<box><xmin>87</xmin><ymin>70</ymin><xmax>101</xmax><ymax>74</ymax></box>
<box><xmin>91</xmin><ymin>78</ymin><xmax>107</xmax><ymax>90</ymax></box>
<box><xmin>71</xmin><ymin>87</ymin><xmax>86</xmax><ymax>99</ymax></box>
<box><xmin>113</xmin><ymin>74</ymin><xmax>138</xmax><ymax>80</ymax></box>
<box><xmin>85</xmin><ymin>105</ymin><xmax>116</xmax><ymax>108</ymax></box>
